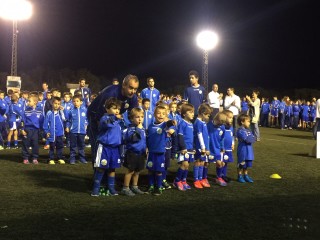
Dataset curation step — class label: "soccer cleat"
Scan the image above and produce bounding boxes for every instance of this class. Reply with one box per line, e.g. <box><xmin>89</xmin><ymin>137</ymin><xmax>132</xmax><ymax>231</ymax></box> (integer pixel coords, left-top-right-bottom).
<box><xmin>173</xmin><ymin>181</ymin><xmax>186</xmax><ymax>191</ymax></box>
<box><xmin>48</xmin><ymin>160</ymin><xmax>55</xmax><ymax>165</ymax></box>
<box><xmin>244</xmin><ymin>175</ymin><xmax>254</xmax><ymax>183</ymax></box>
<box><xmin>80</xmin><ymin>159</ymin><xmax>88</xmax><ymax>164</ymax></box>
<box><xmin>6</xmin><ymin>145</ymin><xmax>11</xmax><ymax>149</ymax></box>
<box><xmin>162</xmin><ymin>180</ymin><xmax>172</xmax><ymax>189</ymax></box>
<box><xmin>43</xmin><ymin>145</ymin><xmax>50</xmax><ymax>150</ymax></box>
<box><xmin>69</xmin><ymin>160</ymin><xmax>76</xmax><ymax>165</ymax></box>
<box><xmin>200</xmin><ymin>178</ymin><xmax>211</xmax><ymax>188</ymax></box>
<box><xmin>194</xmin><ymin>180</ymin><xmax>203</xmax><ymax>189</ymax></box>
<box><xmin>131</xmin><ymin>186</ymin><xmax>145</xmax><ymax>195</ymax></box>
<box><xmin>57</xmin><ymin>159</ymin><xmax>65</xmax><ymax>164</ymax></box>
<box><xmin>147</xmin><ymin>185</ymin><xmax>154</xmax><ymax>194</ymax></box>
<box><xmin>121</xmin><ymin>188</ymin><xmax>135</xmax><ymax>196</ymax></box>
<box><xmin>32</xmin><ymin>159</ymin><xmax>39</xmax><ymax>164</ymax></box>
<box><xmin>182</xmin><ymin>181</ymin><xmax>191</xmax><ymax>190</ymax></box>
<box><xmin>215</xmin><ymin>177</ymin><xmax>227</xmax><ymax>186</ymax></box>
<box><xmin>13</xmin><ymin>145</ymin><xmax>19</xmax><ymax>149</ymax></box>
<box><xmin>91</xmin><ymin>188</ymin><xmax>100</xmax><ymax>197</ymax></box>
<box><xmin>152</xmin><ymin>187</ymin><xmax>162</xmax><ymax>196</ymax></box>
<box><xmin>23</xmin><ymin>159</ymin><xmax>29</xmax><ymax>164</ymax></box>
<box><xmin>222</xmin><ymin>176</ymin><xmax>230</xmax><ymax>183</ymax></box>
<box><xmin>108</xmin><ymin>188</ymin><xmax>119</xmax><ymax>196</ymax></box>
<box><xmin>237</xmin><ymin>175</ymin><xmax>246</xmax><ymax>183</ymax></box>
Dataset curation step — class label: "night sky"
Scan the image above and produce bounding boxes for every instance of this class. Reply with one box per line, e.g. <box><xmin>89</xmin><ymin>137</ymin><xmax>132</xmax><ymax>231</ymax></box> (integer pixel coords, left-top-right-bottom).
<box><xmin>0</xmin><ymin>0</ymin><xmax>318</xmax><ymax>91</ymax></box>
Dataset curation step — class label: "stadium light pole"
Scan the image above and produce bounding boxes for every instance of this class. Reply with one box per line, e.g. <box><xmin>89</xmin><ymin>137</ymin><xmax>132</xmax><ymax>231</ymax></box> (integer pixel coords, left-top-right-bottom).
<box><xmin>0</xmin><ymin>0</ymin><xmax>33</xmax><ymax>76</ymax></box>
<box><xmin>196</xmin><ymin>30</ymin><xmax>219</xmax><ymax>95</ymax></box>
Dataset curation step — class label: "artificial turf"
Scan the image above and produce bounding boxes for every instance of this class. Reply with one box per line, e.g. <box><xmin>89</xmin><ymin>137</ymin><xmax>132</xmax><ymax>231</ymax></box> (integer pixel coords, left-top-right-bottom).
<box><xmin>0</xmin><ymin>127</ymin><xmax>319</xmax><ymax>240</ymax></box>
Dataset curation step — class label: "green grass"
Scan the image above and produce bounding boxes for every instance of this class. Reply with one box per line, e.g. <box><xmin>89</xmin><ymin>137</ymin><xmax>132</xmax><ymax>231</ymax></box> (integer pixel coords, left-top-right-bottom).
<box><xmin>0</xmin><ymin>128</ymin><xmax>320</xmax><ymax>240</ymax></box>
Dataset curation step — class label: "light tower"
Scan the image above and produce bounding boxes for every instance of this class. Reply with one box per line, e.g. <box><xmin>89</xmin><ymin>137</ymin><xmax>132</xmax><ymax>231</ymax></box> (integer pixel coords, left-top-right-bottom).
<box><xmin>196</xmin><ymin>30</ymin><xmax>219</xmax><ymax>94</ymax></box>
<box><xmin>0</xmin><ymin>0</ymin><xmax>33</xmax><ymax>76</ymax></box>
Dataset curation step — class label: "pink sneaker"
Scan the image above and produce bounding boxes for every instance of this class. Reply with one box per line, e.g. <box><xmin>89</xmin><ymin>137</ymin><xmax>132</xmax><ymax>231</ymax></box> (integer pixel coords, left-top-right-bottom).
<box><xmin>181</xmin><ymin>181</ymin><xmax>191</xmax><ymax>190</ymax></box>
<box><xmin>23</xmin><ymin>159</ymin><xmax>29</xmax><ymax>164</ymax></box>
<box><xmin>215</xmin><ymin>177</ymin><xmax>227</xmax><ymax>187</ymax></box>
<box><xmin>173</xmin><ymin>181</ymin><xmax>185</xmax><ymax>191</ymax></box>
<box><xmin>32</xmin><ymin>159</ymin><xmax>39</xmax><ymax>164</ymax></box>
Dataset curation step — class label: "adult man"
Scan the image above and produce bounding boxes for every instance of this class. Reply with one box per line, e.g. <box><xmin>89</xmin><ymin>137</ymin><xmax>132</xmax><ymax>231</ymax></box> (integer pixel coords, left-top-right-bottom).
<box><xmin>140</xmin><ymin>77</ymin><xmax>160</xmax><ymax>112</ymax></box>
<box><xmin>207</xmin><ymin>84</ymin><xmax>223</xmax><ymax>118</ymax></box>
<box><xmin>87</xmin><ymin>74</ymin><xmax>139</xmax><ymax>156</ymax></box>
<box><xmin>247</xmin><ymin>90</ymin><xmax>261</xmax><ymax>141</ymax></box>
<box><xmin>224</xmin><ymin>87</ymin><xmax>241</xmax><ymax>135</ymax></box>
<box><xmin>183</xmin><ymin>70</ymin><xmax>206</xmax><ymax>116</ymax></box>
<box><xmin>42</xmin><ymin>82</ymin><xmax>49</xmax><ymax>100</ymax></box>
<box><xmin>313</xmin><ymin>98</ymin><xmax>320</xmax><ymax>139</ymax></box>
<box><xmin>76</xmin><ymin>78</ymin><xmax>91</xmax><ymax>101</ymax></box>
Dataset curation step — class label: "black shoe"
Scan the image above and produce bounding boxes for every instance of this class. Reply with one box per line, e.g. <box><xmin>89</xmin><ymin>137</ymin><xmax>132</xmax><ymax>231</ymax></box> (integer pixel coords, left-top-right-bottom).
<box><xmin>152</xmin><ymin>187</ymin><xmax>162</xmax><ymax>196</ymax></box>
<box><xmin>162</xmin><ymin>180</ymin><xmax>172</xmax><ymax>189</ymax></box>
<box><xmin>222</xmin><ymin>176</ymin><xmax>230</xmax><ymax>183</ymax></box>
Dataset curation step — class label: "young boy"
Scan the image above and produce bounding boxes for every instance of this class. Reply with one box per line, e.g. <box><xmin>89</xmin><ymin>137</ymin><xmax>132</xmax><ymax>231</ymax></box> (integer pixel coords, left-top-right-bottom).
<box><xmin>21</xmin><ymin>95</ymin><xmax>44</xmax><ymax>164</ymax></box>
<box><xmin>121</xmin><ymin>108</ymin><xmax>147</xmax><ymax>196</ymax></box>
<box><xmin>65</xmin><ymin>95</ymin><xmax>88</xmax><ymax>164</ymax></box>
<box><xmin>43</xmin><ymin>97</ymin><xmax>66</xmax><ymax>164</ymax></box>
<box><xmin>0</xmin><ymin>90</ymin><xmax>8</xmax><ymax>150</ymax></box>
<box><xmin>207</xmin><ymin>112</ymin><xmax>227</xmax><ymax>186</ymax></box>
<box><xmin>147</xmin><ymin>105</ymin><xmax>176</xmax><ymax>195</ymax></box>
<box><xmin>91</xmin><ymin>97</ymin><xmax>122</xmax><ymax>196</ymax></box>
<box><xmin>173</xmin><ymin>103</ymin><xmax>195</xmax><ymax>191</ymax></box>
<box><xmin>236</xmin><ymin>114</ymin><xmax>256</xmax><ymax>183</ymax></box>
<box><xmin>141</xmin><ymin>98</ymin><xmax>153</xmax><ymax>130</ymax></box>
<box><xmin>193</xmin><ymin>103</ymin><xmax>212</xmax><ymax>188</ymax></box>
<box><xmin>63</xmin><ymin>92</ymin><xmax>73</xmax><ymax>147</ymax></box>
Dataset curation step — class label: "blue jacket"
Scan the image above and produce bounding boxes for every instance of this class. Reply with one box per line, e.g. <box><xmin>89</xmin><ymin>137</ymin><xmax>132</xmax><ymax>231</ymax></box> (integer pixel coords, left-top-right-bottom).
<box><xmin>122</xmin><ymin>125</ymin><xmax>146</xmax><ymax>154</ymax></box>
<box><xmin>237</xmin><ymin>126</ymin><xmax>255</xmax><ymax>161</ymax></box>
<box><xmin>140</xmin><ymin>87</ymin><xmax>160</xmax><ymax>112</ymax></box>
<box><xmin>7</xmin><ymin>102</ymin><xmax>24</xmax><ymax>123</ymax></box>
<box><xmin>97</xmin><ymin>114</ymin><xmax>122</xmax><ymax>147</ymax></box>
<box><xmin>207</xmin><ymin>121</ymin><xmax>225</xmax><ymax>159</ymax></box>
<box><xmin>66</xmin><ymin>106</ymin><xmax>87</xmax><ymax>134</ymax></box>
<box><xmin>21</xmin><ymin>106</ymin><xmax>44</xmax><ymax>130</ymax></box>
<box><xmin>43</xmin><ymin>110</ymin><xmax>65</xmax><ymax>142</ymax></box>
<box><xmin>0</xmin><ymin>99</ymin><xmax>8</xmax><ymax>122</ymax></box>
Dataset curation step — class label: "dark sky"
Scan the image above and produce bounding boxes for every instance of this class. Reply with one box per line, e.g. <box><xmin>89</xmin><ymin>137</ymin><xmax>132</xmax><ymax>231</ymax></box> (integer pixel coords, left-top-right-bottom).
<box><xmin>0</xmin><ymin>0</ymin><xmax>318</xmax><ymax>91</ymax></box>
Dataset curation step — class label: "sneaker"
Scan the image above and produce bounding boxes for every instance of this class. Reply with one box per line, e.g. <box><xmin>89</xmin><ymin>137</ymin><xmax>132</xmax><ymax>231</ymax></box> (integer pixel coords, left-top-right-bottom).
<box><xmin>23</xmin><ymin>159</ymin><xmax>29</xmax><ymax>164</ymax></box>
<box><xmin>108</xmin><ymin>188</ymin><xmax>118</xmax><ymax>196</ymax></box>
<box><xmin>0</xmin><ymin>146</ymin><xmax>4</xmax><ymax>150</ymax></box>
<box><xmin>48</xmin><ymin>160</ymin><xmax>55</xmax><ymax>165</ymax></box>
<box><xmin>43</xmin><ymin>145</ymin><xmax>50</xmax><ymax>150</ymax></box>
<box><xmin>200</xmin><ymin>178</ymin><xmax>211</xmax><ymax>188</ymax></box>
<box><xmin>13</xmin><ymin>145</ymin><xmax>19</xmax><ymax>149</ymax></box>
<box><xmin>194</xmin><ymin>180</ymin><xmax>203</xmax><ymax>189</ymax></box>
<box><xmin>121</xmin><ymin>188</ymin><xmax>135</xmax><ymax>196</ymax></box>
<box><xmin>222</xmin><ymin>176</ymin><xmax>230</xmax><ymax>183</ymax></box>
<box><xmin>147</xmin><ymin>185</ymin><xmax>154</xmax><ymax>194</ymax></box>
<box><xmin>29</xmin><ymin>147</ymin><xmax>32</xmax><ymax>150</ymax></box>
<box><xmin>244</xmin><ymin>175</ymin><xmax>254</xmax><ymax>183</ymax></box>
<box><xmin>80</xmin><ymin>159</ymin><xmax>88</xmax><ymax>164</ymax></box>
<box><xmin>237</xmin><ymin>175</ymin><xmax>246</xmax><ymax>183</ymax></box>
<box><xmin>69</xmin><ymin>160</ymin><xmax>76</xmax><ymax>165</ymax></box>
<box><xmin>91</xmin><ymin>188</ymin><xmax>100</xmax><ymax>197</ymax></box>
<box><xmin>182</xmin><ymin>181</ymin><xmax>191</xmax><ymax>190</ymax></box>
<box><xmin>162</xmin><ymin>180</ymin><xmax>172</xmax><ymax>189</ymax></box>
<box><xmin>57</xmin><ymin>159</ymin><xmax>65</xmax><ymax>164</ymax></box>
<box><xmin>32</xmin><ymin>159</ymin><xmax>39</xmax><ymax>164</ymax></box>
<box><xmin>215</xmin><ymin>177</ymin><xmax>227</xmax><ymax>186</ymax></box>
<box><xmin>131</xmin><ymin>186</ymin><xmax>145</xmax><ymax>195</ymax></box>
<box><xmin>152</xmin><ymin>187</ymin><xmax>162</xmax><ymax>196</ymax></box>
<box><xmin>6</xmin><ymin>145</ymin><xmax>10</xmax><ymax>149</ymax></box>
<box><xmin>173</xmin><ymin>181</ymin><xmax>185</xmax><ymax>191</ymax></box>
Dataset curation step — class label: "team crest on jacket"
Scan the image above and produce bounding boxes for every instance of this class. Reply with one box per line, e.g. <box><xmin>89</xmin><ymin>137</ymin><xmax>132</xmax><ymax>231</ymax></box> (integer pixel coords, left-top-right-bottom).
<box><xmin>101</xmin><ymin>159</ymin><xmax>107</xmax><ymax>166</ymax></box>
<box><xmin>199</xmin><ymin>90</ymin><xmax>202</xmax><ymax>94</ymax></box>
<box><xmin>156</xmin><ymin>128</ymin><xmax>162</xmax><ymax>134</ymax></box>
<box><xmin>219</xmin><ymin>129</ymin><xmax>223</xmax><ymax>136</ymax></box>
<box><xmin>81</xmin><ymin>112</ymin><xmax>86</xmax><ymax>117</ymax></box>
<box><xmin>224</xmin><ymin>155</ymin><xmax>229</xmax><ymax>160</ymax></box>
<box><xmin>147</xmin><ymin>161</ymin><xmax>153</xmax><ymax>167</ymax></box>
<box><xmin>153</xmin><ymin>94</ymin><xmax>156</xmax><ymax>97</ymax></box>
<box><xmin>124</xmin><ymin>103</ymin><xmax>129</xmax><ymax>109</ymax></box>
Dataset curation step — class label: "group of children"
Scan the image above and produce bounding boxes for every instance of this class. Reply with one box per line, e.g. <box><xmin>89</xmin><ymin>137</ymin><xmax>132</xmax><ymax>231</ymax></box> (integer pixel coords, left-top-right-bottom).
<box><xmin>91</xmin><ymin>96</ymin><xmax>256</xmax><ymax>197</ymax></box>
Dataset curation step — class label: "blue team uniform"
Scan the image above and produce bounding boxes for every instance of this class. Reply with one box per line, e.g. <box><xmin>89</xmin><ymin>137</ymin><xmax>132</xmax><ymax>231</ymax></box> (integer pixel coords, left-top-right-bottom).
<box><xmin>237</xmin><ymin>126</ymin><xmax>255</xmax><ymax>168</ymax></box>
<box><xmin>143</xmin><ymin>110</ymin><xmax>154</xmax><ymax>130</ymax></box>
<box><xmin>0</xmin><ymin>98</ymin><xmax>8</xmax><ymax>146</ymax></box>
<box><xmin>7</xmin><ymin>102</ymin><xmax>24</xmax><ymax>129</ymax></box>
<box><xmin>260</xmin><ymin>102</ymin><xmax>270</xmax><ymax>127</ymax></box>
<box><xmin>76</xmin><ymin>87</ymin><xmax>91</xmax><ymax>101</ymax></box>
<box><xmin>271</xmin><ymin>100</ymin><xmax>280</xmax><ymax>117</ymax></box>
<box><xmin>184</xmin><ymin>85</ymin><xmax>206</xmax><ymax>115</ymax></box>
<box><xmin>193</xmin><ymin>118</ymin><xmax>209</xmax><ymax>161</ymax></box>
<box><xmin>223</xmin><ymin>126</ymin><xmax>234</xmax><ymax>163</ymax></box>
<box><xmin>140</xmin><ymin>87</ymin><xmax>160</xmax><ymax>112</ymax></box>
<box><xmin>301</xmin><ymin>105</ymin><xmax>310</xmax><ymax>122</ymax></box>
<box><xmin>207</xmin><ymin>121</ymin><xmax>225</xmax><ymax>162</ymax></box>
<box><xmin>177</xmin><ymin>119</ymin><xmax>195</xmax><ymax>162</ymax></box>
<box><xmin>310</xmin><ymin>105</ymin><xmax>316</xmax><ymax>122</ymax></box>
<box><xmin>241</xmin><ymin>100</ymin><xmax>249</xmax><ymax>114</ymax></box>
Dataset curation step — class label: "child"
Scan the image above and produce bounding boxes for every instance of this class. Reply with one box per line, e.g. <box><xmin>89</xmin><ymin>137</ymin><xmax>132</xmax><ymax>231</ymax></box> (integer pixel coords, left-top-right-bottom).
<box><xmin>65</xmin><ymin>95</ymin><xmax>88</xmax><ymax>164</ymax></box>
<box><xmin>236</xmin><ymin>114</ymin><xmax>256</xmax><ymax>183</ymax></box>
<box><xmin>193</xmin><ymin>103</ymin><xmax>212</xmax><ymax>188</ymax></box>
<box><xmin>141</xmin><ymin>98</ymin><xmax>153</xmax><ymax>130</ymax></box>
<box><xmin>221</xmin><ymin>110</ymin><xmax>235</xmax><ymax>182</ymax></box>
<box><xmin>63</xmin><ymin>92</ymin><xmax>73</xmax><ymax>147</ymax></box>
<box><xmin>20</xmin><ymin>95</ymin><xmax>44</xmax><ymax>164</ymax></box>
<box><xmin>173</xmin><ymin>103</ymin><xmax>195</xmax><ymax>191</ymax></box>
<box><xmin>207</xmin><ymin>112</ymin><xmax>227</xmax><ymax>186</ymax></box>
<box><xmin>43</xmin><ymin>97</ymin><xmax>66</xmax><ymax>164</ymax></box>
<box><xmin>121</xmin><ymin>108</ymin><xmax>147</xmax><ymax>196</ymax></box>
<box><xmin>91</xmin><ymin>97</ymin><xmax>122</xmax><ymax>196</ymax></box>
<box><xmin>147</xmin><ymin>105</ymin><xmax>176</xmax><ymax>195</ymax></box>
<box><xmin>0</xmin><ymin>90</ymin><xmax>8</xmax><ymax>150</ymax></box>
<box><xmin>7</xmin><ymin>93</ymin><xmax>24</xmax><ymax>149</ymax></box>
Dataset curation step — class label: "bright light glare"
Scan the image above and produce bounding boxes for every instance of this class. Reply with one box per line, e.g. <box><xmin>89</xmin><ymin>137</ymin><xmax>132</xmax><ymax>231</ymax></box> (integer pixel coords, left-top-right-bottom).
<box><xmin>0</xmin><ymin>0</ymin><xmax>33</xmax><ymax>20</ymax></box>
<box><xmin>196</xmin><ymin>30</ymin><xmax>219</xmax><ymax>51</ymax></box>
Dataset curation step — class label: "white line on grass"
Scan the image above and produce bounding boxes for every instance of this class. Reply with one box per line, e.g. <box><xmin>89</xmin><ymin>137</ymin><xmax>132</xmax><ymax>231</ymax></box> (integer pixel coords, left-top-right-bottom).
<box><xmin>263</xmin><ymin>138</ymin><xmax>312</xmax><ymax>146</ymax></box>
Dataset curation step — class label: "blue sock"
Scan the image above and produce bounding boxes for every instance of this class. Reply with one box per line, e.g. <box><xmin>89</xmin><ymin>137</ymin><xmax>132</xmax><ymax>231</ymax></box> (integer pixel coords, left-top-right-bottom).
<box><xmin>223</xmin><ymin>163</ymin><xmax>228</xmax><ymax>177</ymax></box>
<box><xmin>162</xmin><ymin>170</ymin><xmax>167</xmax><ymax>181</ymax></box>
<box><xmin>101</xmin><ymin>173</ymin><xmax>108</xmax><ymax>187</ymax></box>
<box><xmin>182</xmin><ymin>169</ymin><xmax>188</xmax><ymax>182</ymax></box>
<box><xmin>216</xmin><ymin>167</ymin><xmax>223</xmax><ymax>178</ymax></box>
<box><xmin>108</xmin><ymin>175</ymin><xmax>116</xmax><ymax>191</ymax></box>
<box><xmin>156</xmin><ymin>173</ymin><xmax>163</xmax><ymax>188</ymax></box>
<box><xmin>14</xmin><ymin>140</ymin><xmax>18</xmax><ymax>146</ymax></box>
<box><xmin>92</xmin><ymin>170</ymin><xmax>104</xmax><ymax>193</ymax></box>
<box><xmin>175</xmin><ymin>167</ymin><xmax>183</xmax><ymax>182</ymax></box>
<box><xmin>203</xmin><ymin>167</ymin><xmax>208</xmax><ymax>179</ymax></box>
<box><xmin>7</xmin><ymin>141</ymin><xmax>11</xmax><ymax>147</ymax></box>
<box><xmin>148</xmin><ymin>172</ymin><xmax>155</xmax><ymax>186</ymax></box>
<box><xmin>198</xmin><ymin>166</ymin><xmax>204</xmax><ymax>180</ymax></box>
<box><xmin>193</xmin><ymin>166</ymin><xmax>199</xmax><ymax>181</ymax></box>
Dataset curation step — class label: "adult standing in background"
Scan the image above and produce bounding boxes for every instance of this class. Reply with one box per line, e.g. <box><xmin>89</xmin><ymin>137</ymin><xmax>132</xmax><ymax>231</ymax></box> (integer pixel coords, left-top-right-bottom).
<box><xmin>224</xmin><ymin>87</ymin><xmax>241</xmax><ymax>135</ymax></box>
<box><xmin>140</xmin><ymin>77</ymin><xmax>160</xmax><ymax>112</ymax></box>
<box><xmin>76</xmin><ymin>78</ymin><xmax>91</xmax><ymax>101</ymax></box>
<box><xmin>207</xmin><ymin>83</ymin><xmax>223</xmax><ymax>118</ymax></box>
<box><xmin>184</xmin><ymin>70</ymin><xmax>206</xmax><ymax>117</ymax></box>
<box><xmin>247</xmin><ymin>90</ymin><xmax>261</xmax><ymax>141</ymax></box>
<box><xmin>42</xmin><ymin>82</ymin><xmax>49</xmax><ymax>100</ymax></box>
<box><xmin>313</xmin><ymin>98</ymin><xmax>320</xmax><ymax>139</ymax></box>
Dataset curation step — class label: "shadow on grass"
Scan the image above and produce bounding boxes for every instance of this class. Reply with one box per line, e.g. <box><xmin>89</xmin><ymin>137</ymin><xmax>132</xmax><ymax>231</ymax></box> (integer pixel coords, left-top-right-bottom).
<box><xmin>276</xmin><ymin>134</ymin><xmax>314</xmax><ymax>140</ymax></box>
<box><xmin>1</xmin><ymin>193</ymin><xmax>320</xmax><ymax>240</ymax></box>
<box><xmin>290</xmin><ymin>153</ymin><xmax>314</xmax><ymax>158</ymax></box>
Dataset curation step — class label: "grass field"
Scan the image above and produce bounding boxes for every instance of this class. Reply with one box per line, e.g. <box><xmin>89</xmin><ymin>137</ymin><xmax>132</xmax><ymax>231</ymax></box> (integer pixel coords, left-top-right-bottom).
<box><xmin>0</xmin><ymin>127</ymin><xmax>319</xmax><ymax>240</ymax></box>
